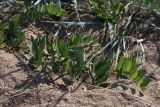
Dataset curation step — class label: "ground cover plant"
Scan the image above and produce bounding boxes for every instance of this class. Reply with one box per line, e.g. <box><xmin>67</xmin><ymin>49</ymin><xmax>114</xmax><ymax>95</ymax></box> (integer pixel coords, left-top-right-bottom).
<box><xmin>0</xmin><ymin>0</ymin><xmax>160</xmax><ymax>93</ymax></box>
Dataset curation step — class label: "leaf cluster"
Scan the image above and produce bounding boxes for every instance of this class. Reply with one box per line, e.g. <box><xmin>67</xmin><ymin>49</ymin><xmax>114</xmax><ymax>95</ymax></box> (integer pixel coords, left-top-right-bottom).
<box><xmin>28</xmin><ymin>34</ymin><xmax>113</xmax><ymax>85</ymax></box>
<box><xmin>90</xmin><ymin>0</ymin><xmax>125</xmax><ymax>22</ymax></box>
<box><xmin>115</xmin><ymin>52</ymin><xmax>150</xmax><ymax>90</ymax></box>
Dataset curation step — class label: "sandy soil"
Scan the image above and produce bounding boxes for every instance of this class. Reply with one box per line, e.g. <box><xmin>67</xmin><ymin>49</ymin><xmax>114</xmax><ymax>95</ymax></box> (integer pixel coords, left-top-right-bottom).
<box><xmin>0</xmin><ymin>39</ymin><xmax>160</xmax><ymax>107</ymax></box>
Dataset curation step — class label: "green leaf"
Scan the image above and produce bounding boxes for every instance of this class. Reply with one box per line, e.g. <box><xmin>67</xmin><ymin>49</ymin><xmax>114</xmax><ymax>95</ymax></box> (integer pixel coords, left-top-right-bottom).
<box><xmin>122</xmin><ymin>58</ymin><xmax>132</xmax><ymax>75</ymax></box>
<box><xmin>129</xmin><ymin>60</ymin><xmax>137</xmax><ymax>75</ymax></box>
<box><xmin>39</xmin><ymin>36</ymin><xmax>46</xmax><ymax>51</ymax></box>
<box><xmin>130</xmin><ymin>70</ymin><xmax>138</xmax><ymax>80</ymax></box>
<box><xmin>69</xmin><ymin>35</ymin><xmax>83</xmax><ymax>46</ymax></box>
<box><xmin>92</xmin><ymin>57</ymin><xmax>112</xmax><ymax>85</ymax></box>
<box><xmin>24</xmin><ymin>7</ymin><xmax>38</xmax><ymax>23</ymax></box>
<box><xmin>136</xmin><ymin>79</ymin><xmax>144</xmax><ymax>86</ymax></box>
<box><xmin>116</xmin><ymin>56</ymin><xmax>125</xmax><ymax>71</ymax></box>
<box><xmin>18</xmin><ymin>32</ymin><xmax>25</xmax><ymax>48</ymax></box>
<box><xmin>140</xmin><ymin>78</ymin><xmax>150</xmax><ymax>89</ymax></box>
<box><xmin>115</xmin><ymin>54</ymin><xmax>149</xmax><ymax>89</ymax></box>
<box><xmin>52</xmin><ymin>61</ymin><xmax>61</xmax><ymax>73</ymax></box>
<box><xmin>46</xmin><ymin>39</ymin><xmax>56</xmax><ymax>56</ymax></box>
<box><xmin>135</xmin><ymin>70</ymin><xmax>146</xmax><ymax>82</ymax></box>
<box><xmin>58</xmin><ymin>40</ymin><xmax>69</xmax><ymax>57</ymax></box>
<box><xmin>69</xmin><ymin>35</ymin><xmax>95</xmax><ymax>47</ymax></box>
<box><xmin>35</xmin><ymin>52</ymin><xmax>43</xmax><ymax>67</ymax></box>
<box><xmin>31</xmin><ymin>36</ymin><xmax>38</xmax><ymax>57</ymax></box>
<box><xmin>65</xmin><ymin>59</ymin><xmax>71</xmax><ymax>74</ymax></box>
<box><xmin>90</xmin><ymin>0</ymin><xmax>124</xmax><ymax>22</ymax></box>
<box><xmin>29</xmin><ymin>36</ymin><xmax>45</xmax><ymax>67</ymax></box>
<box><xmin>74</xmin><ymin>58</ymin><xmax>84</xmax><ymax>78</ymax></box>
<box><xmin>9</xmin><ymin>15</ymin><xmax>20</xmax><ymax>32</ymax></box>
<box><xmin>95</xmin><ymin>74</ymin><xmax>109</xmax><ymax>85</ymax></box>
<box><xmin>44</xmin><ymin>4</ymin><xmax>65</xmax><ymax>17</ymax></box>
<box><xmin>69</xmin><ymin>51</ymin><xmax>85</xmax><ymax>79</ymax></box>
<box><xmin>95</xmin><ymin>60</ymin><xmax>108</xmax><ymax>77</ymax></box>
<box><xmin>9</xmin><ymin>32</ymin><xmax>24</xmax><ymax>48</ymax></box>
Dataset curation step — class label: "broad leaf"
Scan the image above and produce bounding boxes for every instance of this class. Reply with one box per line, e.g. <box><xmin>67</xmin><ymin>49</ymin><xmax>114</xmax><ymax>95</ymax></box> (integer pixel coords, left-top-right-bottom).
<box><xmin>95</xmin><ymin>74</ymin><xmax>109</xmax><ymax>85</ymax></box>
<box><xmin>92</xmin><ymin>57</ymin><xmax>112</xmax><ymax>85</ymax></box>
<box><xmin>44</xmin><ymin>4</ymin><xmax>65</xmax><ymax>17</ymax></box>
<box><xmin>116</xmin><ymin>56</ymin><xmax>125</xmax><ymax>71</ymax></box>
<box><xmin>122</xmin><ymin>58</ymin><xmax>132</xmax><ymax>75</ymax></box>
<box><xmin>136</xmin><ymin>79</ymin><xmax>144</xmax><ymax>86</ymax></box>
<box><xmin>140</xmin><ymin>78</ymin><xmax>150</xmax><ymax>90</ymax></box>
<box><xmin>135</xmin><ymin>70</ymin><xmax>146</xmax><ymax>82</ymax></box>
<box><xmin>130</xmin><ymin>70</ymin><xmax>138</xmax><ymax>80</ymax></box>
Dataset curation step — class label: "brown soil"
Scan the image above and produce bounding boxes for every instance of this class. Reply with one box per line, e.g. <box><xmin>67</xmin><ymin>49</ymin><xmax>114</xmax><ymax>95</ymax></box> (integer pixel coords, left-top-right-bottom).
<box><xmin>0</xmin><ymin>39</ymin><xmax>160</xmax><ymax>107</ymax></box>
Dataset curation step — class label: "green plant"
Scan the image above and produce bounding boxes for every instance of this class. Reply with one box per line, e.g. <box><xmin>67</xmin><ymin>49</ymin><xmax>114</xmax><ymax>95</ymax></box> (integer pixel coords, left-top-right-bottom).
<box><xmin>23</xmin><ymin>7</ymin><xmax>39</xmax><ymax>24</ymax></box>
<box><xmin>21</xmin><ymin>2</ymin><xmax>65</xmax><ymax>25</ymax></box>
<box><xmin>69</xmin><ymin>35</ymin><xmax>98</xmax><ymax>48</ymax></box>
<box><xmin>89</xmin><ymin>56</ymin><xmax>112</xmax><ymax>85</ymax></box>
<box><xmin>7</xmin><ymin>15</ymin><xmax>25</xmax><ymax>48</ymax></box>
<box><xmin>28</xmin><ymin>34</ymin><xmax>113</xmax><ymax>86</ymax></box>
<box><xmin>46</xmin><ymin>35</ymin><xmax>94</xmax><ymax>79</ymax></box>
<box><xmin>115</xmin><ymin>53</ymin><xmax>150</xmax><ymax>90</ymax></box>
<box><xmin>46</xmin><ymin>35</ymin><xmax>92</xmax><ymax>79</ymax></box>
<box><xmin>10</xmin><ymin>32</ymin><xmax>25</xmax><ymax>48</ymax></box>
<box><xmin>90</xmin><ymin>0</ymin><xmax>125</xmax><ymax>22</ymax></box>
<box><xmin>42</xmin><ymin>3</ymin><xmax>65</xmax><ymax>17</ymax></box>
<box><xmin>28</xmin><ymin>33</ymin><xmax>149</xmax><ymax>89</ymax></box>
<box><xmin>29</xmin><ymin>36</ymin><xmax>46</xmax><ymax>67</ymax></box>
<box><xmin>65</xmin><ymin>50</ymin><xmax>85</xmax><ymax>79</ymax></box>
<box><xmin>8</xmin><ymin>15</ymin><xmax>20</xmax><ymax>33</ymax></box>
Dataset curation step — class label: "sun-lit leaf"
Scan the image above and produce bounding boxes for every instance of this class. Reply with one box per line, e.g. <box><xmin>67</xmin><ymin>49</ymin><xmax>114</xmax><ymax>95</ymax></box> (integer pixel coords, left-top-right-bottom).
<box><xmin>136</xmin><ymin>79</ymin><xmax>144</xmax><ymax>86</ymax></box>
<box><xmin>116</xmin><ymin>56</ymin><xmax>125</xmax><ymax>71</ymax></box>
<box><xmin>122</xmin><ymin>58</ymin><xmax>132</xmax><ymax>75</ymax></box>
<box><xmin>44</xmin><ymin>4</ymin><xmax>65</xmax><ymax>17</ymax></box>
<box><xmin>130</xmin><ymin>70</ymin><xmax>138</xmax><ymax>80</ymax></box>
